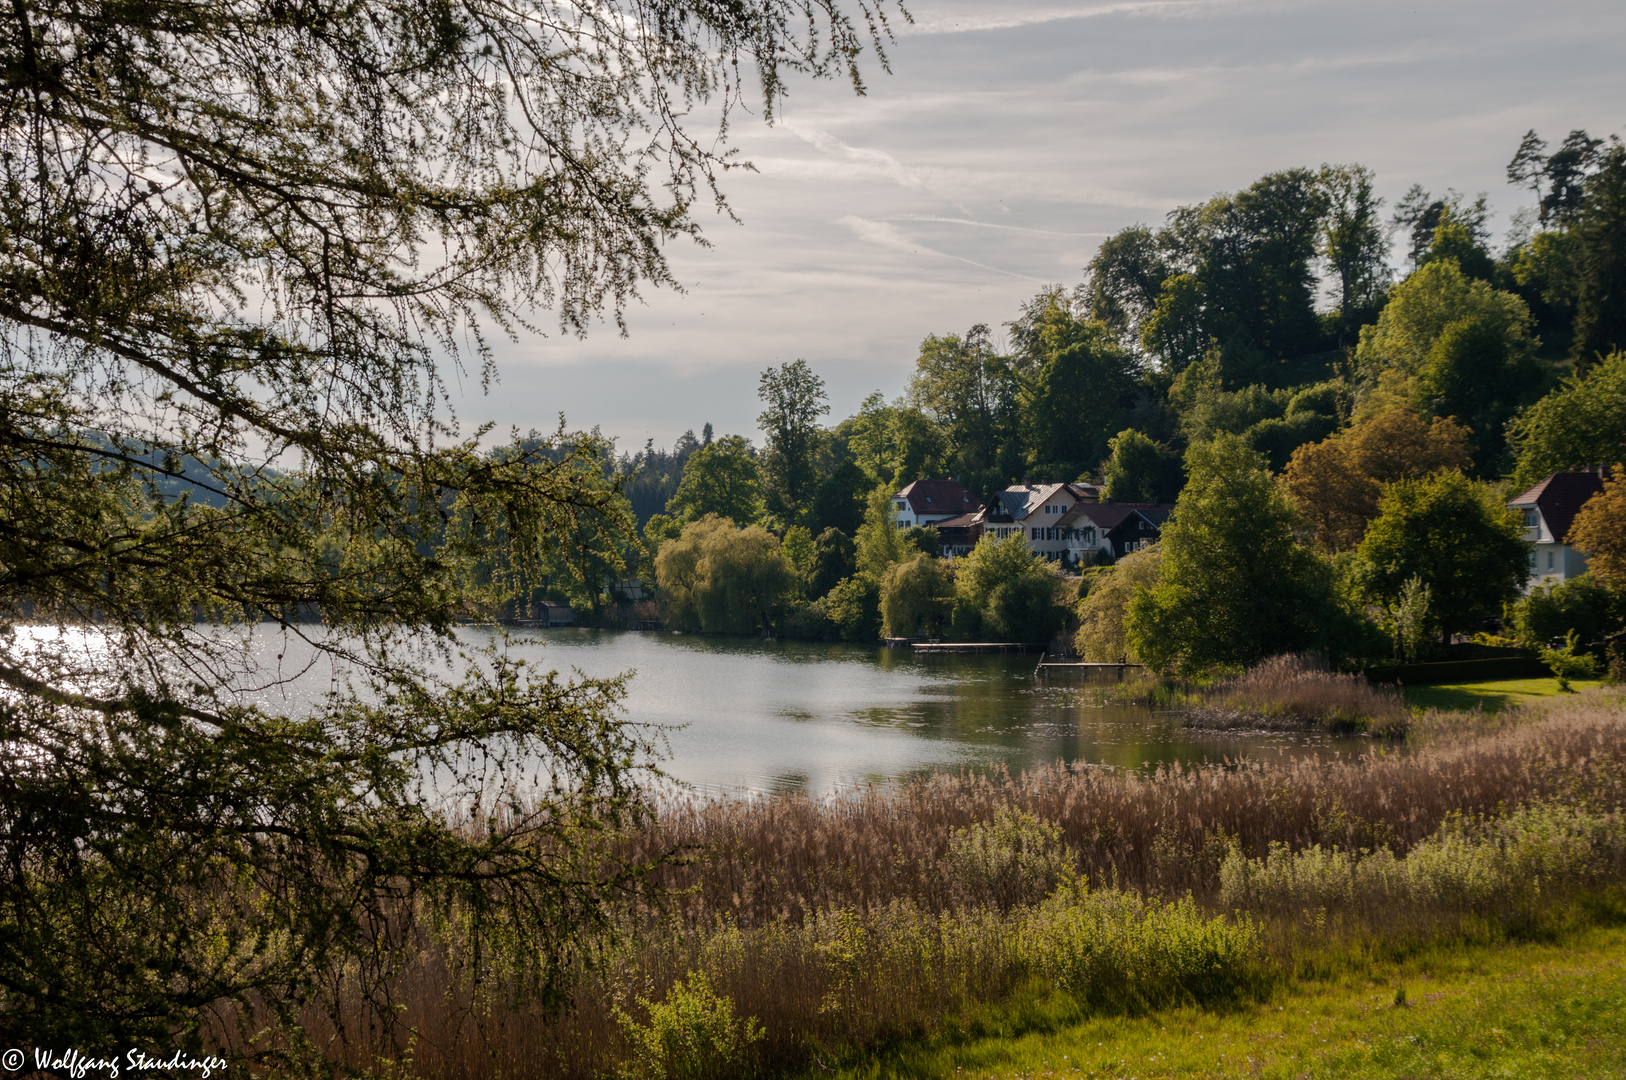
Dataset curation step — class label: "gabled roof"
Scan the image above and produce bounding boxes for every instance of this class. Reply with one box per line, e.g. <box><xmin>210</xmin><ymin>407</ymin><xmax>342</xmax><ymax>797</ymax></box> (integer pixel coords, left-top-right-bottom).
<box><xmin>991</xmin><ymin>482</ymin><xmax>1095</xmax><ymax>521</ymax></box>
<box><xmin>1074</xmin><ymin>503</ymin><xmax>1172</xmax><ymax>533</ymax></box>
<box><xmin>931</xmin><ymin>512</ymin><xmax>982</xmax><ymax>531</ymax></box>
<box><xmin>1509</xmin><ymin>470</ymin><xmax>1606</xmax><ymax>544</ymax></box>
<box><xmin>896</xmin><ymin>478</ymin><xmax>981</xmax><ymax>516</ymax></box>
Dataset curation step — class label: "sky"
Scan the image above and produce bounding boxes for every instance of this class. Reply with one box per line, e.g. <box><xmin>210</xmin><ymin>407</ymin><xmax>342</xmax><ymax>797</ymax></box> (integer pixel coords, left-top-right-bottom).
<box><xmin>461</xmin><ymin>0</ymin><xmax>1626</xmax><ymax>454</ymax></box>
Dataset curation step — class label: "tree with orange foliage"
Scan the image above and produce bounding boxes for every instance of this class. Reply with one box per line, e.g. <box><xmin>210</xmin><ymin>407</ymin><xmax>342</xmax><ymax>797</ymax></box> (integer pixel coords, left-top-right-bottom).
<box><xmin>1569</xmin><ymin>468</ymin><xmax>1626</xmax><ymax>589</ymax></box>
<box><xmin>1283</xmin><ymin>407</ymin><xmax>1474</xmax><ymax>551</ymax></box>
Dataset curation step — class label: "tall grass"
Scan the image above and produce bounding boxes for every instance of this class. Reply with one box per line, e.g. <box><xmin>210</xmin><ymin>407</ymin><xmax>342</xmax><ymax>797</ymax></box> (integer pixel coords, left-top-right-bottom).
<box><xmin>251</xmin><ymin>691</ymin><xmax>1626</xmax><ymax>1079</ymax></box>
<box><xmin>1188</xmin><ymin>654</ymin><xmax>1410</xmax><ymax>735</ymax></box>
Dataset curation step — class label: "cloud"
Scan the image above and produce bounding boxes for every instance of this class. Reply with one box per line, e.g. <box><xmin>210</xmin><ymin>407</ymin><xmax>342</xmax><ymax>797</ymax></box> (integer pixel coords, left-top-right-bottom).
<box><xmin>837</xmin><ymin>216</ymin><xmax>1050</xmax><ymax>282</ymax></box>
<box><xmin>885</xmin><ymin>215</ymin><xmax>1112</xmax><ymax>239</ymax></box>
<box><xmin>756</xmin><ymin>125</ymin><xmax>1170</xmax><ymax>211</ymax></box>
<box><xmin>899</xmin><ymin>0</ymin><xmax>1325</xmax><ymax>36</ymax></box>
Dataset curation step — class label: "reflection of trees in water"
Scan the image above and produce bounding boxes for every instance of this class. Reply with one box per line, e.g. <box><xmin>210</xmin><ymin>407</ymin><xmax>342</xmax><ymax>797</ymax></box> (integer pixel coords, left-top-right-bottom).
<box><xmin>495</xmin><ymin>629</ymin><xmax>1365</xmax><ymax>790</ymax></box>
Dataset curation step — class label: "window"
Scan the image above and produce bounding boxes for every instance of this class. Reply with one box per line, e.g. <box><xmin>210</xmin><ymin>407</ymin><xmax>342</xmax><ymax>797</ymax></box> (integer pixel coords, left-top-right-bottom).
<box><xmin>1548</xmin><ymin>550</ymin><xmax>1555</xmax><ymax>571</ymax></box>
<box><xmin>1523</xmin><ymin>509</ymin><xmax>1539</xmax><ymax>528</ymax></box>
<box><xmin>1031</xmin><ymin>527</ymin><xmax>1040</xmax><ymax>539</ymax></box>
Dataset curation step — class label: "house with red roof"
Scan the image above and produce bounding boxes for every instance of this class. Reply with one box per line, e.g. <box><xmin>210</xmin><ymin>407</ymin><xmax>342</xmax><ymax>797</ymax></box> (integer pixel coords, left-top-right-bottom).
<box><xmin>1507</xmin><ymin>468</ymin><xmax>1607</xmax><ymax>590</ymax></box>
<box><xmin>890</xmin><ymin>478</ymin><xmax>983</xmax><ymax>529</ymax></box>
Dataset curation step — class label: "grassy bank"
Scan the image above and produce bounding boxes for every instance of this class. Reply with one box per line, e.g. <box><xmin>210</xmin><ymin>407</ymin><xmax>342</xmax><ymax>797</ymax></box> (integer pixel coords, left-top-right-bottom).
<box><xmin>818</xmin><ymin>918</ymin><xmax>1626</xmax><ymax>1079</ymax></box>
<box><xmin>257</xmin><ymin>689</ymin><xmax>1626</xmax><ymax>1079</ymax></box>
<box><xmin>1403</xmin><ymin>675</ymin><xmax>1605</xmax><ymax>713</ymax></box>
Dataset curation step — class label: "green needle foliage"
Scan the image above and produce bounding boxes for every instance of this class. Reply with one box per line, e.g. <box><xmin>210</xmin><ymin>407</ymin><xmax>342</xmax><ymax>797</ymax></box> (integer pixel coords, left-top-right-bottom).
<box><xmin>0</xmin><ymin>0</ymin><xmax>899</xmax><ymax>1055</ymax></box>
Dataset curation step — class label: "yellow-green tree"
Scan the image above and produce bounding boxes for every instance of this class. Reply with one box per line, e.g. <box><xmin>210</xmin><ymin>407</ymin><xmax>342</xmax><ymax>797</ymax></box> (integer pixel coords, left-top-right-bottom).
<box><xmin>1508</xmin><ymin>350</ymin><xmax>1626</xmax><ymax>485</ymax></box>
<box><xmin>654</xmin><ymin>516</ymin><xmax>795</xmax><ymax>635</ymax></box>
<box><xmin>1074</xmin><ymin>547</ymin><xmax>1161</xmax><ymax>662</ymax></box>
<box><xmin>880</xmin><ymin>554</ymin><xmax>954</xmax><ymax>638</ymax></box>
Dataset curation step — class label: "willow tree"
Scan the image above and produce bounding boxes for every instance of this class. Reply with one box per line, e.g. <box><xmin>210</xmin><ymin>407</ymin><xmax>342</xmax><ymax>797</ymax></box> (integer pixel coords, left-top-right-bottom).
<box><xmin>0</xmin><ymin>0</ymin><xmax>900</xmax><ymax>1053</ymax></box>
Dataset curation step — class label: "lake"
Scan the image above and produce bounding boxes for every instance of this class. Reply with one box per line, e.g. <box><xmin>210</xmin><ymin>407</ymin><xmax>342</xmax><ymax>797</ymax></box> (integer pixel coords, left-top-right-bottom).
<box><xmin>17</xmin><ymin>624</ymin><xmax>1370</xmax><ymax>795</ymax></box>
<box><xmin>446</xmin><ymin>628</ymin><xmax>1366</xmax><ymax>794</ymax></box>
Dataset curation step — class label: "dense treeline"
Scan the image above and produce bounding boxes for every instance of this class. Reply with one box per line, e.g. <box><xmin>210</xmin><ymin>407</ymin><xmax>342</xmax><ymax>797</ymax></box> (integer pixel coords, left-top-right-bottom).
<box><xmin>542</xmin><ymin>129</ymin><xmax>1626</xmax><ymax>668</ymax></box>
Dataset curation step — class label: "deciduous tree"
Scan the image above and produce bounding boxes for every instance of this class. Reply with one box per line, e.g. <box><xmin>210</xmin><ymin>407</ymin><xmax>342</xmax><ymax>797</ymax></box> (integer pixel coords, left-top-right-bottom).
<box><xmin>1126</xmin><ymin>435</ymin><xmax>1336</xmax><ymax>672</ymax></box>
<box><xmin>757</xmin><ymin>359</ymin><xmax>831</xmax><ymax>527</ymax></box>
<box><xmin>1507</xmin><ymin>350</ymin><xmax>1626</xmax><ymax>485</ymax></box>
<box><xmin>1074</xmin><ymin>547</ymin><xmax>1161</xmax><ymax>662</ymax></box>
<box><xmin>1101</xmin><ymin>429</ymin><xmax>1184</xmax><ymax>504</ymax></box>
<box><xmin>1015</xmin><ymin>290</ymin><xmax>1138</xmax><ymax>479</ymax></box>
<box><xmin>0</xmin><ymin>0</ymin><xmax>897</xmax><ymax>1048</ymax></box>
<box><xmin>654</xmin><ymin>516</ymin><xmax>795</xmax><ymax>634</ymax></box>
<box><xmin>1343</xmin><ymin>407</ymin><xmax>1474</xmax><ymax>484</ymax></box>
<box><xmin>955</xmin><ymin>533</ymin><xmax>1066</xmax><ymax>643</ymax></box>
<box><xmin>667</xmin><ymin>436</ymin><xmax>764</xmax><ymax>525</ymax></box>
<box><xmin>1356</xmin><ymin>472</ymin><xmax>1529</xmax><ymax>642</ymax></box>
<box><xmin>1568</xmin><ymin>469</ymin><xmax>1626</xmax><ymax>590</ymax></box>
<box><xmin>908</xmin><ymin>325</ymin><xmax>1020</xmax><ymax>489</ymax></box>
<box><xmin>1281</xmin><ymin>438</ymin><xmax>1380</xmax><ymax>552</ymax></box>
<box><xmin>1318</xmin><ymin>163</ymin><xmax>1390</xmax><ymax>343</ymax></box>
<box><xmin>880</xmin><ymin>554</ymin><xmax>954</xmax><ymax>638</ymax></box>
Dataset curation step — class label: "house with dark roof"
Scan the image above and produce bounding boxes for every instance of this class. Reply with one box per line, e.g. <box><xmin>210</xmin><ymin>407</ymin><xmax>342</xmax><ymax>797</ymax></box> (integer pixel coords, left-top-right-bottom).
<box><xmin>890</xmin><ymin>478</ymin><xmax>983</xmax><ymax>529</ymax></box>
<box><xmin>1075</xmin><ymin>503</ymin><xmax>1172</xmax><ymax>559</ymax></box>
<box><xmin>932</xmin><ymin>512</ymin><xmax>983</xmax><ymax>557</ymax></box>
<box><xmin>1508</xmin><ymin>469</ymin><xmax>1607</xmax><ymax>590</ymax></box>
<box><xmin>962</xmin><ymin>482</ymin><xmax>1173</xmax><ymax>565</ymax></box>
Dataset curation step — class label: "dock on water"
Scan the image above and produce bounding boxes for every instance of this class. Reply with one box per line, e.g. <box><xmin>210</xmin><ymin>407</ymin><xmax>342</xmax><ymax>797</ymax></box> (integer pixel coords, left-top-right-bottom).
<box><xmin>1032</xmin><ymin>654</ymin><xmax>1143</xmax><ymax>678</ymax></box>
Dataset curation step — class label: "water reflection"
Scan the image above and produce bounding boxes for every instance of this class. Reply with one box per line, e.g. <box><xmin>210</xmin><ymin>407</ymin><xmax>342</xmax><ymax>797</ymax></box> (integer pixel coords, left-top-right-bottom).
<box><xmin>11</xmin><ymin>623</ymin><xmax>1370</xmax><ymax>796</ymax></box>
<box><xmin>493</xmin><ymin>629</ymin><xmax>1369</xmax><ymax>794</ymax></box>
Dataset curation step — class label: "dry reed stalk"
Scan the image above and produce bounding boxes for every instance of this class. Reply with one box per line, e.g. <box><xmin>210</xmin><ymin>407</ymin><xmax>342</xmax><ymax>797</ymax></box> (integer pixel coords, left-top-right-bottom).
<box><xmin>1190</xmin><ymin>654</ymin><xmax>1410</xmax><ymax>734</ymax></box>
<box><xmin>235</xmin><ymin>692</ymin><xmax>1626</xmax><ymax>1080</ymax></box>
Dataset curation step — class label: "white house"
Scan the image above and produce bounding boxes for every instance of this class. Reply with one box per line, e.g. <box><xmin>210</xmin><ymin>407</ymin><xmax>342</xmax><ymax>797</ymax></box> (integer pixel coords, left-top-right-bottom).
<box><xmin>1507</xmin><ymin>469</ymin><xmax>1607</xmax><ymax>591</ymax></box>
<box><xmin>891</xmin><ymin>478</ymin><xmax>983</xmax><ymax>529</ymax></box>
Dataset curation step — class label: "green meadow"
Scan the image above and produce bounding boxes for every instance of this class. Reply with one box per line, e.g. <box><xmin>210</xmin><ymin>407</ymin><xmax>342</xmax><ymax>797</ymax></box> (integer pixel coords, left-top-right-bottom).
<box><xmin>817</xmin><ymin>921</ymin><xmax>1626</xmax><ymax>1080</ymax></box>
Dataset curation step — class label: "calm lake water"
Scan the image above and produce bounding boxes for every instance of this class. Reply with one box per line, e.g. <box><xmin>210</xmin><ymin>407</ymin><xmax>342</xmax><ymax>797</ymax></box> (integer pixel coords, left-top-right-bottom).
<box><xmin>19</xmin><ymin>624</ymin><xmax>1370</xmax><ymax>795</ymax></box>
<box><xmin>439</xmin><ymin>628</ymin><xmax>1366</xmax><ymax>794</ymax></box>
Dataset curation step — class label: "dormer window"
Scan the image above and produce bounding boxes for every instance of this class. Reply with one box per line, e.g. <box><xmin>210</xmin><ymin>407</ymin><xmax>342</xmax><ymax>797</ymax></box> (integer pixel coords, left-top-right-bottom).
<box><xmin>1522</xmin><ymin>509</ymin><xmax>1539</xmax><ymax>528</ymax></box>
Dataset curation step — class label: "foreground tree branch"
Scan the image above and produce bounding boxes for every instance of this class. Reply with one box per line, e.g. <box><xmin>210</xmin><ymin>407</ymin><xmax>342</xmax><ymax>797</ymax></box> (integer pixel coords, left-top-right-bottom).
<box><xmin>0</xmin><ymin>0</ymin><xmax>902</xmax><ymax>1056</ymax></box>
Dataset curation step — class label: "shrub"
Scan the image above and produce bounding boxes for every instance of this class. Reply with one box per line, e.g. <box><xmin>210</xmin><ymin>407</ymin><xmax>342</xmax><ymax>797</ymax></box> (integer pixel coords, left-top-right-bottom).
<box><xmin>821</xmin><ymin>575</ymin><xmax>880</xmax><ymax>642</ymax></box>
<box><xmin>946</xmin><ymin>807</ymin><xmax>1075</xmax><ymax>909</ymax></box>
<box><xmin>1540</xmin><ymin>631</ymin><xmax>1600</xmax><ymax>691</ymax></box>
<box><xmin>1022</xmin><ymin>887</ymin><xmax>1259</xmax><ymax>1010</ymax></box>
<box><xmin>1218</xmin><ymin>803</ymin><xmax>1626</xmax><ymax>923</ymax></box>
<box><xmin>615</xmin><ymin>972</ymin><xmax>765</xmax><ymax>1080</ymax></box>
<box><xmin>1508</xmin><ymin>574</ymin><xmax>1625</xmax><ymax>648</ymax></box>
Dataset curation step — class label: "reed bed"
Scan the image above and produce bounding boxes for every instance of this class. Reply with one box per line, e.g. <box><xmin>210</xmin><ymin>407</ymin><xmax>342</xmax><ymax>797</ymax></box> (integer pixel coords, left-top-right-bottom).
<box><xmin>280</xmin><ymin>690</ymin><xmax>1625</xmax><ymax>1080</ymax></box>
<box><xmin>1184</xmin><ymin>654</ymin><xmax>1410</xmax><ymax>735</ymax></box>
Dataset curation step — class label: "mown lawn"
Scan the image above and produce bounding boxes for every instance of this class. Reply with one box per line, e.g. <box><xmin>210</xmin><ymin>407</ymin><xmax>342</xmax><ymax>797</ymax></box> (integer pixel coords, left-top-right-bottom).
<box><xmin>1402</xmin><ymin>676</ymin><xmax>1603</xmax><ymax>713</ymax></box>
<box><xmin>820</xmin><ymin>925</ymin><xmax>1626</xmax><ymax>1079</ymax></box>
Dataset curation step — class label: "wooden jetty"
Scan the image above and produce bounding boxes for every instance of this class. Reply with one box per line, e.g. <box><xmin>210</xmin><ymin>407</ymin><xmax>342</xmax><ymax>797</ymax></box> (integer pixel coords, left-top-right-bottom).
<box><xmin>1033</xmin><ymin>653</ymin><xmax>1143</xmax><ymax>678</ymax></box>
